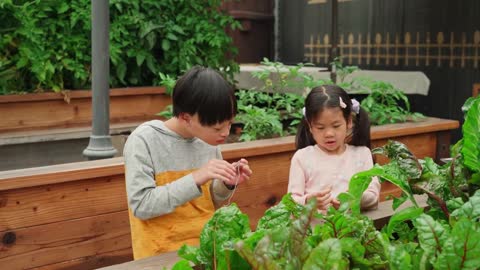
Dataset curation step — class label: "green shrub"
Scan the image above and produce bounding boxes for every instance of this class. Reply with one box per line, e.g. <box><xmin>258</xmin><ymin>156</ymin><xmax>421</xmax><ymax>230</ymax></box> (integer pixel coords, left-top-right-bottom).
<box><xmin>0</xmin><ymin>0</ymin><xmax>240</xmax><ymax>94</ymax></box>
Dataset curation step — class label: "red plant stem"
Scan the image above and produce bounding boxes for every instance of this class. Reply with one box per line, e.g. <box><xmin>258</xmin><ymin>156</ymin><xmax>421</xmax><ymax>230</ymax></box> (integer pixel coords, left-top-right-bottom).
<box><xmin>413</xmin><ymin>185</ymin><xmax>450</xmax><ymax>219</ymax></box>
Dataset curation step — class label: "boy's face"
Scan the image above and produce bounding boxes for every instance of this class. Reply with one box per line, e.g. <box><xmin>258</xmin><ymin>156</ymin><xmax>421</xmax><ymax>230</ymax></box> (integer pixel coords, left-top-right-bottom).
<box><xmin>189</xmin><ymin>114</ymin><xmax>233</xmax><ymax>145</ymax></box>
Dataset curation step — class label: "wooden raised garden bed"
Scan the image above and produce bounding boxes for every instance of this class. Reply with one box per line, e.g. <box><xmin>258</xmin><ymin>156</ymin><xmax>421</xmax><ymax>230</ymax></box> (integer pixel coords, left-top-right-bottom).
<box><xmin>0</xmin><ymin>117</ymin><xmax>458</xmax><ymax>269</ymax></box>
<box><xmin>0</xmin><ymin>86</ymin><xmax>170</xmax><ymax>134</ymax></box>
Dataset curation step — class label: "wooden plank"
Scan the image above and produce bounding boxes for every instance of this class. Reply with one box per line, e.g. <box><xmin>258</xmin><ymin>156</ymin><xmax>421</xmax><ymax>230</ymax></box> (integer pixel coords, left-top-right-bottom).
<box><xmin>0</xmin><ymin>157</ymin><xmax>124</xmax><ymax>191</ymax></box>
<box><xmin>0</xmin><ymin>87</ymin><xmax>170</xmax><ymax>133</ymax></box>
<box><xmin>33</xmin><ymin>248</ymin><xmax>132</xmax><ymax>270</ymax></box>
<box><xmin>0</xmin><ymin>87</ymin><xmax>166</xmax><ymax>103</ymax></box>
<box><xmin>371</xmin><ymin>117</ymin><xmax>459</xmax><ymax>140</ymax></box>
<box><xmin>223</xmin><ymin>152</ymin><xmax>291</xmax><ymax>228</ymax></box>
<box><xmin>0</xmin><ymin>211</ymin><xmax>131</xmax><ymax>269</ymax></box>
<box><xmin>379</xmin><ymin>182</ymin><xmax>403</xmax><ymax>201</ymax></box>
<box><xmin>363</xmin><ymin>195</ymin><xmax>428</xmax><ymax>229</ymax></box>
<box><xmin>97</xmin><ymin>251</ymin><xmax>178</xmax><ymax>270</ymax></box>
<box><xmin>435</xmin><ymin>131</ymin><xmax>452</xmax><ymax>160</ymax></box>
<box><xmin>221</xmin><ymin>135</ymin><xmax>295</xmax><ymax>160</ymax></box>
<box><xmin>0</xmin><ymin>176</ymin><xmax>127</xmax><ymax>231</ymax></box>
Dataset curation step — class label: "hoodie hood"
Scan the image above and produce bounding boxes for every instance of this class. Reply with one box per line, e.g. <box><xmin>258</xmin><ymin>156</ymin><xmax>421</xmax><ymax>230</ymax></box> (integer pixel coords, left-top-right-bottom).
<box><xmin>142</xmin><ymin>120</ymin><xmax>195</xmax><ymax>142</ymax></box>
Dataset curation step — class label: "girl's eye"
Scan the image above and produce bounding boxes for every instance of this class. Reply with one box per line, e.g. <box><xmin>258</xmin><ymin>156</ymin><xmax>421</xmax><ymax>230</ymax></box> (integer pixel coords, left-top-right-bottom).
<box><xmin>334</xmin><ymin>125</ymin><xmax>341</xmax><ymax>128</ymax></box>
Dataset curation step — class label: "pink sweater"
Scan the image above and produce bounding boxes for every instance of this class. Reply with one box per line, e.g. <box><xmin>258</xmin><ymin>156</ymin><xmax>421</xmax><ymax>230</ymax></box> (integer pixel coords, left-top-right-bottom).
<box><xmin>288</xmin><ymin>144</ymin><xmax>380</xmax><ymax>209</ymax></box>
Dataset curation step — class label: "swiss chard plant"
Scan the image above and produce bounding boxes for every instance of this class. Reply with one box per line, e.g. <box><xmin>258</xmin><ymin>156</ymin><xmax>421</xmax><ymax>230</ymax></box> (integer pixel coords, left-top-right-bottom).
<box><xmin>338</xmin><ymin>95</ymin><xmax>480</xmax><ymax>269</ymax></box>
<box><xmin>171</xmin><ymin>194</ymin><xmax>390</xmax><ymax>270</ymax></box>
<box><xmin>169</xmin><ymin>96</ymin><xmax>479</xmax><ymax>270</ymax></box>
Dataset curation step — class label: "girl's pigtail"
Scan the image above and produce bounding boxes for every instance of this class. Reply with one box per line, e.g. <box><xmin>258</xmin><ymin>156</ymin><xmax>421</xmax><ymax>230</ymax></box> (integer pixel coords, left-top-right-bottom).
<box><xmin>295</xmin><ymin>118</ymin><xmax>316</xmax><ymax>150</ymax></box>
<box><xmin>350</xmin><ymin>107</ymin><xmax>371</xmax><ymax>148</ymax></box>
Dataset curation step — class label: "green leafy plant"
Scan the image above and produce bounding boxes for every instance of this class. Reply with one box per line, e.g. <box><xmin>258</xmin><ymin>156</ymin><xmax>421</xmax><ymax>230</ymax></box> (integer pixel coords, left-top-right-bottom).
<box><xmin>332</xmin><ymin>58</ymin><xmax>425</xmax><ymax>125</ymax></box>
<box><xmin>251</xmin><ymin>58</ymin><xmax>328</xmax><ymax>94</ymax></box>
<box><xmin>1</xmin><ymin>0</ymin><xmax>91</xmax><ymax>93</ymax></box>
<box><xmin>235</xmin><ymin>105</ymin><xmax>283</xmax><ymax>142</ymax></box>
<box><xmin>170</xmin><ymin>96</ymin><xmax>479</xmax><ymax>270</ymax></box>
<box><xmin>0</xmin><ymin>0</ymin><xmax>240</xmax><ymax>94</ymax></box>
<box><xmin>171</xmin><ymin>194</ymin><xmax>389</xmax><ymax>270</ymax></box>
<box><xmin>234</xmin><ymin>89</ymin><xmax>305</xmax><ymax>141</ymax></box>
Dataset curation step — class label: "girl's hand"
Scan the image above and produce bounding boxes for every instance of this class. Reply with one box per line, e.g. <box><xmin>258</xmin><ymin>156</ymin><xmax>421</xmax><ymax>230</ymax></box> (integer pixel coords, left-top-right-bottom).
<box><xmin>307</xmin><ymin>186</ymin><xmax>333</xmax><ymax>210</ymax></box>
<box><xmin>193</xmin><ymin>159</ymin><xmax>236</xmax><ymax>186</ymax></box>
<box><xmin>230</xmin><ymin>158</ymin><xmax>252</xmax><ymax>186</ymax></box>
<box><xmin>331</xmin><ymin>198</ymin><xmax>341</xmax><ymax>209</ymax></box>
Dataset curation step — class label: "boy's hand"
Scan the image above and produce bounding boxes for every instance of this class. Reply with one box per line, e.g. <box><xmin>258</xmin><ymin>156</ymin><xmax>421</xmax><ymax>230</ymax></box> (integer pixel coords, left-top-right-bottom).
<box><xmin>193</xmin><ymin>159</ymin><xmax>236</xmax><ymax>186</ymax></box>
<box><xmin>307</xmin><ymin>186</ymin><xmax>333</xmax><ymax>210</ymax></box>
<box><xmin>229</xmin><ymin>158</ymin><xmax>252</xmax><ymax>186</ymax></box>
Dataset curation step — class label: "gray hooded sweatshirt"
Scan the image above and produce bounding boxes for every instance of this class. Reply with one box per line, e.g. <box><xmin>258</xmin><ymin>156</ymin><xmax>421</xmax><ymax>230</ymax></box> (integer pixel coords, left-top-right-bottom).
<box><xmin>124</xmin><ymin>120</ymin><xmax>232</xmax><ymax>220</ymax></box>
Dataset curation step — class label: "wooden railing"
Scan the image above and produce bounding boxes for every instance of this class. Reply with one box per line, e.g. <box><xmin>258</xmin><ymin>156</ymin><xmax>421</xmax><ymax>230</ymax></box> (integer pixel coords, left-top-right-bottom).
<box><xmin>0</xmin><ymin>117</ymin><xmax>458</xmax><ymax>269</ymax></box>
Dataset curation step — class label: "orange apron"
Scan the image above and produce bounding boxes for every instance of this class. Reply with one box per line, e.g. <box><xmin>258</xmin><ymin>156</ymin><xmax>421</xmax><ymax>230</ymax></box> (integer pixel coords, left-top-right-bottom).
<box><xmin>128</xmin><ymin>170</ymin><xmax>215</xmax><ymax>260</ymax></box>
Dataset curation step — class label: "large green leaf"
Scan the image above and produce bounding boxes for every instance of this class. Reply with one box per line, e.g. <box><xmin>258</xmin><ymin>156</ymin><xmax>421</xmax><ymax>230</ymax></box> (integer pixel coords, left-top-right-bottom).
<box><xmin>461</xmin><ymin>97</ymin><xmax>480</xmax><ymax>173</ymax></box>
<box><xmin>373</xmin><ymin>140</ymin><xmax>422</xmax><ymax>179</ymax></box>
<box><xmin>450</xmin><ymin>190</ymin><xmax>480</xmax><ymax>221</ymax></box>
<box><xmin>303</xmin><ymin>238</ymin><xmax>348</xmax><ymax>270</ymax></box>
<box><xmin>256</xmin><ymin>193</ymin><xmax>305</xmax><ymax>231</ymax></box>
<box><xmin>413</xmin><ymin>214</ymin><xmax>450</xmax><ymax>264</ymax></box>
<box><xmin>387</xmin><ymin>206</ymin><xmax>424</xmax><ymax>238</ymax></box>
<box><xmin>177</xmin><ymin>245</ymin><xmax>200</xmax><ymax>266</ymax></box>
<box><xmin>198</xmin><ymin>204</ymin><xmax>251</xmax><ymax>269</ymax></box>
<box><xmin>170</xmin><ymin>259</ymin><xmax>194</xmax><ymax>270</ymax></box>
<box><xmin>340</xmin><ymin>163</ymin><xmax>418</xmax><ymax>214</ymax></box>
<box><xmin>433</xmin><ymin>218</ymin><xmax>480</xmax><ymax>270</ymax></box>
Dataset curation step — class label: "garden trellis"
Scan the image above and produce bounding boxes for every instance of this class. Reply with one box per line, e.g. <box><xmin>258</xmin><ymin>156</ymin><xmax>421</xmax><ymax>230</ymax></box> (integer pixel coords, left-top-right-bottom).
<box><xmin>305</xmin><ymin>31</ymin><xmax>480</xmax><ymax>68</ymax></box>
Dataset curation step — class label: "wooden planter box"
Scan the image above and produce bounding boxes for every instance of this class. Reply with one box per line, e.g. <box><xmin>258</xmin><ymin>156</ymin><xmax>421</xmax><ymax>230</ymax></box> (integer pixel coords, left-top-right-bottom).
<box><xmin>0</xmin><ymin>117</ymin><xmax>458</xmax><ymax>270</ymax></box>
<box><xmin>0</xmin><ymin>87</ymin><xmax>170</xmax><ymax>134</ymax></box>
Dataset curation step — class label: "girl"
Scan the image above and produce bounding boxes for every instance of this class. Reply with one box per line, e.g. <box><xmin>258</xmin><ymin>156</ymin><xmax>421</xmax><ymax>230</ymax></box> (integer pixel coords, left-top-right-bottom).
<box><xmin>288</xmin><ymin>85</ymin><xmax>380</xmax><ymax>211</ymax></box>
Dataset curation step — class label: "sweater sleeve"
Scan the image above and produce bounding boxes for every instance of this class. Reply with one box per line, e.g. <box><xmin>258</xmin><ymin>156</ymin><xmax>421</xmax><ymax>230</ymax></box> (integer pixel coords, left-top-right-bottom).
<box><xmin>288</xmin><ymin>152</ymin><xmax>308</xmax><ymax>205</ymax></box>
<box><xmin>360</xmin><ymin>148</ymin><xmax>381</xmax><ymax>210</ymax></box>
<box><xmin>124</xmin><ymin>134</ymin><xmax>202</xmax><ymax>220</ymax></box>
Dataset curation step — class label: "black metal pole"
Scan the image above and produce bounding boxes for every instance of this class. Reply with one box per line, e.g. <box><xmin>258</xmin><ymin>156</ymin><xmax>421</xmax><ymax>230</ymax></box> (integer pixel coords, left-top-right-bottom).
<box><xmin>330</xmin><ymin>0</ymin><xmax>338</xmax><ymax>83</ymax></box>
<box><xmin>83</xmin><ymin>0</ymin><xmax>117</xmax><ymax>160</ymax></box>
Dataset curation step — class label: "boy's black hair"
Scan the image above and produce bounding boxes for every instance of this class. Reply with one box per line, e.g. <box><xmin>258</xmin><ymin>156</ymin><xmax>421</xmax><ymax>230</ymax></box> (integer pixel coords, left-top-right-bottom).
<box><xmin>172</xmin><ymin>66</ymin><xmax>237</xmax><ymax>126</ymax></box>
<box><xmin>296</xmin><ymin>85</ymin><xmax>371</xmax><ymax>150</ymax></box>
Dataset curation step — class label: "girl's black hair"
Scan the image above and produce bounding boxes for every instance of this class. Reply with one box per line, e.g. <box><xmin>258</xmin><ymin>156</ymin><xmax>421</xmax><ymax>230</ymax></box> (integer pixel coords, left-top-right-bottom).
<box><xmin>172</xmin><ymin>66</ymin><xmax>237</xmax><ymax>126</ymax></box>
<box><xmin>296</xmin><ymin>85</ymin><xmax>371</xmax><ymax>150</ymax></box>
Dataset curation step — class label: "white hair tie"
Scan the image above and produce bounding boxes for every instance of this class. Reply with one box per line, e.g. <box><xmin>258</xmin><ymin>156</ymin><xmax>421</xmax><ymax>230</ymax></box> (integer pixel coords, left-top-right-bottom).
<box><xmin>351</xmin><ymin>99</ymin><xmax>360</xmax><ymax>114</ymax></box>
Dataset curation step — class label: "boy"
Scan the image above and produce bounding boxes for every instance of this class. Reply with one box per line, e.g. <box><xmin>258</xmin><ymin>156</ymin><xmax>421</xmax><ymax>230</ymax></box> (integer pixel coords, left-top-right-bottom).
<box><xmin>124</xmin><ymin>66</ymin><xmax>252</xmax><ymax>259</ymax></box>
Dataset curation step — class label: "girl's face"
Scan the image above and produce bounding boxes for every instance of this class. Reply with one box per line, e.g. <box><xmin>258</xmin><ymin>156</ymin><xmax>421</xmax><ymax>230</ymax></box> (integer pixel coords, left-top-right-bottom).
<box><xmin>309</xmin><ymin>107</ymin><xmax>352</xmax><ymax>155</ymax></box>
<box><xmin>188</xmin><ymin>114</ymin><xmax>233</xmax><ymax>146</ymax></box>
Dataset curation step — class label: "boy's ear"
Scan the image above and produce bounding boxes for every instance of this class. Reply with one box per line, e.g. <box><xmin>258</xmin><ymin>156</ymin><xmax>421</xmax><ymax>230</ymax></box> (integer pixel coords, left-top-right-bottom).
<box><xmin>179</xmin><ymin>112</ymin><xmax>192</xmax><ymax>125</ymax></box>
